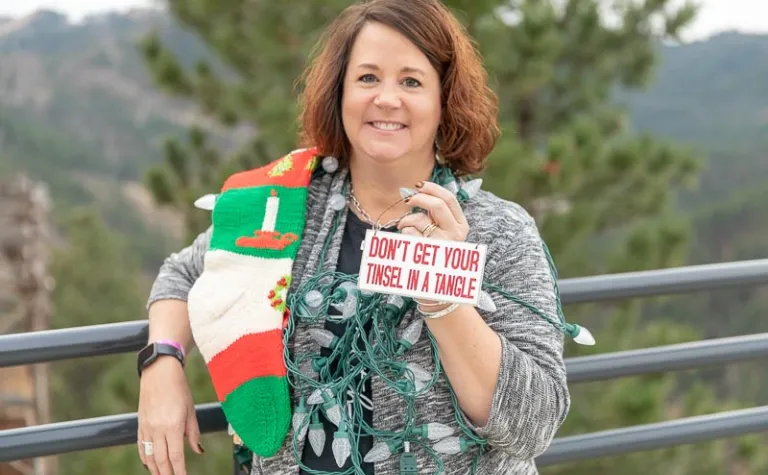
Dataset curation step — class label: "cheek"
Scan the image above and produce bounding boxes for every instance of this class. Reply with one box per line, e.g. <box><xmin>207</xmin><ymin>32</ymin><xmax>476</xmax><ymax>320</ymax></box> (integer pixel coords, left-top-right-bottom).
<box><xmin>341</xmin><ymin>90</ymin><xmax>368</xmax><ymax>130</ymax></box>
<box><xmin>411</xmin><ymin>96</ymin><xmax>442</xmax><ymax>135</ymax></box>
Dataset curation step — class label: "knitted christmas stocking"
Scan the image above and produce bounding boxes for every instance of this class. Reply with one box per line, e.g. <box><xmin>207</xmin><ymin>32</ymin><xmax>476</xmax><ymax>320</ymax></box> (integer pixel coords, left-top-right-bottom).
<box><xmin>187</xmin><ymin>148</ymin><xmax>318</xmax><ymax>457</ymax></box>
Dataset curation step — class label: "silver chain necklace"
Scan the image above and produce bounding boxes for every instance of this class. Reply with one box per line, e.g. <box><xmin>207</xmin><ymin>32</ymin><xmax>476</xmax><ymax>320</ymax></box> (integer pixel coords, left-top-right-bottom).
<box><xmin>348</xmin><ymin>185</ymin><xmax>409</xmax><ymax>231</ymax></box>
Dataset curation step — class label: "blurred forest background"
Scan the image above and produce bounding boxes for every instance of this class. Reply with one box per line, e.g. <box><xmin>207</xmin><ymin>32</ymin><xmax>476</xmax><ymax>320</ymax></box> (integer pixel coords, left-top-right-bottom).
<box><xmin>1</xmin><ymin>0</ymin><xmax>767</xmax><ymax>474</ymax></box>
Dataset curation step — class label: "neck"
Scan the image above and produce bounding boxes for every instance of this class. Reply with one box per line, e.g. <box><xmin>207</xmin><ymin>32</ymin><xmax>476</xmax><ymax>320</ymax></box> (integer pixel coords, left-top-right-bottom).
<box><xmin>347</xmin><ymin>153</ymin><xmax>434</xmax><ymax>225</ymax></box>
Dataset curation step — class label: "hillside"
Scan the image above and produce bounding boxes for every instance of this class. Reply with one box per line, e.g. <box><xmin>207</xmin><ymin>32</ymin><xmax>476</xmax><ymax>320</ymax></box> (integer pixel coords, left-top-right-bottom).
<box><xmin>0</xmin><ymin>9</ymin><xmax>766</xmax><ymax>267</ymax></box>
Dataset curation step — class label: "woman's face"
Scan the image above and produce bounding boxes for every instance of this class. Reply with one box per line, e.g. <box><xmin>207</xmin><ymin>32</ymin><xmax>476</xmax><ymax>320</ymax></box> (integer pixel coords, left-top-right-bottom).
<box><xmin>342</xmin><ymin>21</ymin><xmax>442</xmax><ymax>168</ymax></box>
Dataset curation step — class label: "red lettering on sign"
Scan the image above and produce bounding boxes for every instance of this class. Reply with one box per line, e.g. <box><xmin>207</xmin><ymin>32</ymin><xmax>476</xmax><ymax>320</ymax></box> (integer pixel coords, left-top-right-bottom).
<box><xmin>433</xmin><ymin>273</ymin><xmax>477</xmax><ymax>299</ymax></box>
<box><xmin>369</xmin><ymin>236</ymin><xmax>400</xmax><ymax>260</ymax></box>
<box><xmin>414</xmin><ymin>242</ymin><xmax>439</xmax><ymax>266</ymax></box>
<box><xmin>367</xmin><ymin>263</ymin><xmax>403</xmax><ymax>289</ymax></box>
<box><xmin>443</xmin><ymin>248</ymin><xmax>481</xmax><ymax>272</ymax></box>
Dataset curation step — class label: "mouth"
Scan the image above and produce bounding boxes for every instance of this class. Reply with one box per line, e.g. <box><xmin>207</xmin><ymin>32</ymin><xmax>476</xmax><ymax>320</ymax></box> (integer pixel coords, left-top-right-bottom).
<box><xmin>367</xmin><ymin>121</ymin><xmax>407</xmax><ymax>132</ymax></box>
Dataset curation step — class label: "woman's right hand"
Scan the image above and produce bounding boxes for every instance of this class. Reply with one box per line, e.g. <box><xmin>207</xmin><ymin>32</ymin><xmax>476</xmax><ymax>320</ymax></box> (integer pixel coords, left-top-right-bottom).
<box><xmin>138</xmin><ymin>356</ymin><xmax>204</xmax><ymax>475</ymax></box>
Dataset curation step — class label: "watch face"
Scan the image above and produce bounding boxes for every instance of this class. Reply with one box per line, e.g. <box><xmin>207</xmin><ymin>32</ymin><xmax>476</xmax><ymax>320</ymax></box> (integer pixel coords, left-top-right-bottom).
<box><xmin>138</xmin><ymin>344</ymin><xmax>157</xmax><ymax>366</ymax></box>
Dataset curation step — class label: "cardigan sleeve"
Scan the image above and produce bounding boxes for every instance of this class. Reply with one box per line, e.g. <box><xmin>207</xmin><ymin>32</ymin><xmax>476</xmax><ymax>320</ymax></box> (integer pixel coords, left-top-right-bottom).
<box><xmin>146</xmin><ymin>226</ymin><xmax>212</xmax><ymax>308</ymax></box>
<box><xmin>462</xmin><ymin>217</ymin><xmax>570</xmax><ymax>460</ymax></box>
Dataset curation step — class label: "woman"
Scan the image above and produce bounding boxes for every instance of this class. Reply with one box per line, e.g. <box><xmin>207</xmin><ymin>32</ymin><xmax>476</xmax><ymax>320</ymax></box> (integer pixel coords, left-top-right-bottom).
<box><xmin>137</xmin><ymin>1</ymin><xmax>590</xmax><ymax>474</ymax></box>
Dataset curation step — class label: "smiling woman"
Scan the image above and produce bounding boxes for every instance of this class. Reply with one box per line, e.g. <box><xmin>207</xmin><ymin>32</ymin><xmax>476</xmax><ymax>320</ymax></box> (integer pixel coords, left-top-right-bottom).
<box><xmin>138</xmin><ymin>1</ymin><xmax>581</xmax><ymax>475</ymax></box>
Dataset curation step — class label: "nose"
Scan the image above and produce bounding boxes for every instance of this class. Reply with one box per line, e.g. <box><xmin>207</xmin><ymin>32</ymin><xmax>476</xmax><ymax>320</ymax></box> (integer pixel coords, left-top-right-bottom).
<box><xmin>374</xmin><ymin>84</ymin><xmax>402</xmax><ymax>109</ymax></box>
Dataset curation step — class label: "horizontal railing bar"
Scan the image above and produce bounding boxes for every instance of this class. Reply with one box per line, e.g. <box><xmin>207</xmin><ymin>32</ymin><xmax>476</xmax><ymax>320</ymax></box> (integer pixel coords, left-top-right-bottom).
<box><xmin>0</xmin><ymin>320</ymin><xmax>148</xmax><ymax>368</ymax></box>
<box><xmin>2</xmin><ymin>259</ymin><xmax>767</xmax><ymax>368</ymax></box>
<box><xmin>566</xmin><ymin>332</ymin><xmax>768</xmax><ymax>383</ymax></box>
<box><xmin>0</xmin><ymin>403</ymin><xmax>226</xmax><ymax>462</ymax></box>
<box><xmin>559</xmin><ymin>258</ymin><xmax>768</xmax><ymax>304</ymax></box>
<box><xmin>537</xmin><ymin>405</ymin><xmax>768</xmax><ymax>466</ymax></box>
<box><xmin>3</xmin><ymin>402</ymin><xmax>767</xmax><ymax>464</ymax></box>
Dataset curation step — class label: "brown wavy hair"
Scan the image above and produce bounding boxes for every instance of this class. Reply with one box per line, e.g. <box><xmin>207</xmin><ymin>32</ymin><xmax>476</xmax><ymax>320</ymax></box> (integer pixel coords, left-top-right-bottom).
<box><xmin>296</xmin><ymin>0</ymin><xmax>500</xmax><ymax>176</ymax></box>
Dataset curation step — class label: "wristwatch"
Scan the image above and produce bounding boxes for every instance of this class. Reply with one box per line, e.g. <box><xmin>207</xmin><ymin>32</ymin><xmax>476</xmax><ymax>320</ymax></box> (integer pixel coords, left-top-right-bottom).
<box><xmin>136</xmin><ymin>342</ymin><xmax>185</xmax><ymax>377</ymax></box>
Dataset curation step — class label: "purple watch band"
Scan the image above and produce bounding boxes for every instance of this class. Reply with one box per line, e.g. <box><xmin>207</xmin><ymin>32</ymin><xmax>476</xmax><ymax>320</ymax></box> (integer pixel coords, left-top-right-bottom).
<box><xmin>155</xmin><ymin>339</ymin><xmax>185</xmax><ymax>358</ymax></box>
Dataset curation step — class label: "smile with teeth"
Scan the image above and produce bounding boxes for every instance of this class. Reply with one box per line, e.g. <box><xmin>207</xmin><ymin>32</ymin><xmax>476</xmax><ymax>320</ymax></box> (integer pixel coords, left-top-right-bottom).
<box><xmin>370</xmin><ymin>121</ymin><xmax>406</xmax><ymax>131</ymax></box>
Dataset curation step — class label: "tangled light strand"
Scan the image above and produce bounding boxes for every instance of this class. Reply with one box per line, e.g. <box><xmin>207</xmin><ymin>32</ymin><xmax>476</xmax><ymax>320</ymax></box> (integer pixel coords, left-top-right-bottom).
<box><xmin>230</xmin><ymin>161</ymin><xmax>592</xmax><ymax>475</ymax></box>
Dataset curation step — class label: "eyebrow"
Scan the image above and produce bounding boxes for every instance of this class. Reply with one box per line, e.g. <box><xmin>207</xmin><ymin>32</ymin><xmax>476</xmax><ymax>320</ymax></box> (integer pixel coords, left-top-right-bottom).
<box><xmin>357</xmin><ymin>63</ymin><xmax>427</xmax><ymax>76</ymax></box>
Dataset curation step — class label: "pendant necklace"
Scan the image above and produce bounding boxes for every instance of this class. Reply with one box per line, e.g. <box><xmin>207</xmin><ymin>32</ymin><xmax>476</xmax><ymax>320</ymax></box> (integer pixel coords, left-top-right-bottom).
<box><xmin>348</xmin><ymin>184</ymin><xmax>410</xmax><ymax>231</ymax></box>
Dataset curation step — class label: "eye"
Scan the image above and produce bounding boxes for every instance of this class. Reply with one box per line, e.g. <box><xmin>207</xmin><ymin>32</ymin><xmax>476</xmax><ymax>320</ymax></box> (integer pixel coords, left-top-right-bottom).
<box><xmin>403</xmin><ymin>77</ymin><xmax>422</xmax><ymax>88</ymax></box>
<box><xmin>358</xmin><ymin>74</ymin><xmax>377</xmax><ymax>83</ymax></box>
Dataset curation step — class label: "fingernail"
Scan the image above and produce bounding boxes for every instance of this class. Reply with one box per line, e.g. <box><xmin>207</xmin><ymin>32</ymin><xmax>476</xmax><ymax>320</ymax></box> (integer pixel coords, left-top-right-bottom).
<box><xmin>415</xmin><ymin>181</ymin><xmax>424</xmax><ymax>189</ymax></box>
<box><xmin>198</xmin><ymin>443</ymin><xmax>205</xmax><ymax>453</ymax></box>
<box><xmin>399</xmin><ymin>187</ymin><xmax>418</xmax><ymax>199</ymax></box>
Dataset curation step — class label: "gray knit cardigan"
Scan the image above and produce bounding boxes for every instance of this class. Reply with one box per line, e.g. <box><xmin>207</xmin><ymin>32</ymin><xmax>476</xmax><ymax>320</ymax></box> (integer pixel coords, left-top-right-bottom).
<box><xmin>147</xmin><ymin>167</ymin><xmax>571</xmax><ymax>474</ymax></box>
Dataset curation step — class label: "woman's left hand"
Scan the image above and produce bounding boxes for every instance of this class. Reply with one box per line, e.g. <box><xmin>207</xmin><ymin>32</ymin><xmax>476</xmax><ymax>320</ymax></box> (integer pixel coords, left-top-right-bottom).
<box><xmin>396</xmin><ymin>181</ymin><xmax>469</xmax><ymax>243</ymax></box>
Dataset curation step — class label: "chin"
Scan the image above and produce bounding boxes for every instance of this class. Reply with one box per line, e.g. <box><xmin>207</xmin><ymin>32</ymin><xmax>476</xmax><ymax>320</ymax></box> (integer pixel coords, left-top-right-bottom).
<box><xmin>359</xmin><ymin>142</ymin><xmax>411</xmax><ymax>164</ymax></box>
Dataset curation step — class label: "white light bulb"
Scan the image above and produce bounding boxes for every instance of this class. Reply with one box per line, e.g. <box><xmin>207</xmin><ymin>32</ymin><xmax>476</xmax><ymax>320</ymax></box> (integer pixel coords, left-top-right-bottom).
<box><xmin>292</xmin><ymin>412</ymin><xmax>308</xmax><ymax>441</ymax></box>
<box><xmin>309</xmin><ymin>426</ymin><xmax>326</xmax><ymax>456</ymax></box>
<box><xmin>573</xmin><ymin>325</ymin><xmax>596</xmax><ymax>345</ymax></box>
<box><xmin>461</xmin><ymin>179</ymin><xmax>483</xmax><ymax>198</ymax></box>
<box><xmin>339</xmin><ymin>281</ymin><xmax>356</xmax><ymax>291</ymax></box>
<box><xmin>329</xmin><ymin>193</ymin><xmax>347</xmax><ymax>211</ymax></box>
<box><xmin>307</xmin><ymin>387</ymin><xmax>333</xmax><ymax>405</ymax></box>
<box><xmin>193</xmin><ymin>193</ymin><xmax>217</xmax><ymax>210</ymax></box>
<box><xmin>324</xmin><ymin>402</ymin><xmax>342</xmax><ymax>427</ymax></box>
<box><xmin>432</xmin><ymin>436</ymin><xmax>464</xmax><ymax>455</ymax></box>
<box><xmin>400</xmin><ymin>319</ymin><xmax>423</xmax><ymax>347</ymax></box>
<box><xmin>322</xmin><ymin>156</ymin><xmax>339</xmax><ymax>173</ymax></box>
<box><xmin>425</xmin><ymin>423</ymin><xmax>454</xmax><ymax>440</ymax></box>
<box><xmin>332</xmin><ymin>432</ymin><xmax>351</xmax><ymax>467</ymax></box>
<box><xmin>304</xmin><ymin>290</ymin><xmax>324</xmax><ymax>308</ymax></box>
<box><xmin>399</xmin><ymin>187</ymin><xmax>419</xmax><ymax>199</ymax></box>
<box><xmin>443</xmin><ymin>180</ymin><xmax>459</xmax><ymax>194</ymax></box>
<box><xmin>309</xmin><ymin>328</ymin><xmax>337</xmax><ymax>348</ymax></box>
<box><xmin>388</xmin><ymin>294</ymin><xmax>405</xmax><ymax>309</ymax></box>
<box><xmin>364</xmin><ymin>441</ymin><xmax>395</xmax><ymax>463</ymax></box>
<box><xmin>340</xmin><ymin>296</ymin><xmax>357</xmax><ymax>319</ymax></box>
<box><xmin>406</xmin><ymin>363</ymin><xmax>432</xmax><ymax>382</ymax></box>
<box><xmin>477</xmin><ymin>291</ymin><xmax>497</xmax><ymax>312</ymax></box>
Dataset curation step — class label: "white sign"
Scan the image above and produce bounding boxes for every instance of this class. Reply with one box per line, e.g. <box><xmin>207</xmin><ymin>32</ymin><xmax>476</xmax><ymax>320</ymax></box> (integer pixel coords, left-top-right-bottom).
<box><xmin>357</xmin><ymin>230</ymin><xmax>488</xmax><ymax>305</ymax></box>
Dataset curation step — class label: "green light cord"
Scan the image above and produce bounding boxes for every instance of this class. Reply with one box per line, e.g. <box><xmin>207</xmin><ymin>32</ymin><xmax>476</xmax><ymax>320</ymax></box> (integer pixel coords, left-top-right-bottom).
<box><xmin>237</xmin><ymin>164</ymin><xmax>570</xmax><ymax>474</ymax></box>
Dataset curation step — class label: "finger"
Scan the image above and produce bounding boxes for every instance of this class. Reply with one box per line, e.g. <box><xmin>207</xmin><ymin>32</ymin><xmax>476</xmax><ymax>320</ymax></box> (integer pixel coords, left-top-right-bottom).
<box><xmin>167</xmin><ymin>430</ymin><xmax>188</xmax><ymax>475</ymax></box>
<box><xmin>414</xmin><ymin>181</ymin><xmax>465</xmax><ymax>224</ymax></box>
<box><xmin>185</xmin><ymin>412</ymin><xmax>204</xmax><ymax>456</ymax></box>
<box><xmin>150</xmin><ymin>437</ymin><xmax>174</xmax><ymax>475</ymax></box>
<box><xmin>400</xmin><ymin>226</ymin><xmax>421</xmax><ymax>236</ymax></box>
<box><xmin>405</xmin><ymin>192</ymin><xmax>456</xmax><ymax>230</ymax></box>
<box><xmin>185</xmin><ymin>405</ymin><xmax>204</xmax><ymax>455</ymax></box>
<box><xmin>137</xmin><ymin>432</ymin><xmax>147</xmax><ymax>468</ymax></box>
<box><xmin>396</xmin><ymin>212</ymin><xmax>433</xmax><ymax>233</ymax></box>
<box><xmin>141</xmin><ymin>438</ymin><xmax>160</xmax><ymax>475</ymax></box>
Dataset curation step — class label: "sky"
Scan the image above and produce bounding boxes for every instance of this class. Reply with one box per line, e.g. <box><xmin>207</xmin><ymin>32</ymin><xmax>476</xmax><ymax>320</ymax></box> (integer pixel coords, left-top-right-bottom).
<box><xmin>0</xmin><ymin>0</ymin><xmax>766</xmax><ymax>41</ymax></box>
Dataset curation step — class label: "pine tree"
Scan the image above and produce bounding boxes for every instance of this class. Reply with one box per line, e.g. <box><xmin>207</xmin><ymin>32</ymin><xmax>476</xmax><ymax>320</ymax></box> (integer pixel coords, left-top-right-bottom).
<box><xmin>140</xmin><ymin>1</ymin><xmax>766</xmax><ymax>473</ymax></box>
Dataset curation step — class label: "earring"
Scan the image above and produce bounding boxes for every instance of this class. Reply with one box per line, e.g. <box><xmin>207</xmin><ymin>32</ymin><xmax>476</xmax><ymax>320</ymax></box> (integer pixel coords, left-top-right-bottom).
<box><xmin>434</xmin><ymin>138</ymin><xmax>445</xmax><ymax>165</ymax></box>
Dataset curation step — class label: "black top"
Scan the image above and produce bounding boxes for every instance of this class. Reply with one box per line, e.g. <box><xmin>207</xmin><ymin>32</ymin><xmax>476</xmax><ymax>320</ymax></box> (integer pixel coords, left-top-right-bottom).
<box><xmin>300</xmin><ymin>212</ymin><xmax>394</xmax><ymax>475</ymax></box>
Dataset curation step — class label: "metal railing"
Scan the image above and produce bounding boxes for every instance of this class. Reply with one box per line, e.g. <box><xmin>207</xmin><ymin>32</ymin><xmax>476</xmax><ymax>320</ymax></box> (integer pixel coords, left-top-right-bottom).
<box><xmin>2</xmin><ymin>258</ymin><xmax>768</xmax><ymax>465</ymax></box>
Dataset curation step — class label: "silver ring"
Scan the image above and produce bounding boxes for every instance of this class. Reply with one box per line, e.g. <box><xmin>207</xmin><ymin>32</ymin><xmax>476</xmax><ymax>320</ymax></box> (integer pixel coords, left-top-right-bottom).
<box><xmin>142</xmin><ymin>441</ymin><xmax>154</xmax><ymax>456</ymax></box>
<box><xmin>421</xmin><ymin>222</ymin><xmax>438</xmax><ymax>237</ymax></box>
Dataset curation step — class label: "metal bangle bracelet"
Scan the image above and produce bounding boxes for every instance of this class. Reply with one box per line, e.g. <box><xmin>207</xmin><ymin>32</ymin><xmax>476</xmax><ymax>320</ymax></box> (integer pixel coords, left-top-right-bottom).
<box><xmin>418</xmin><ymin>302</ymin><xmax>460</xmax><ymax>319</ymax></box>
